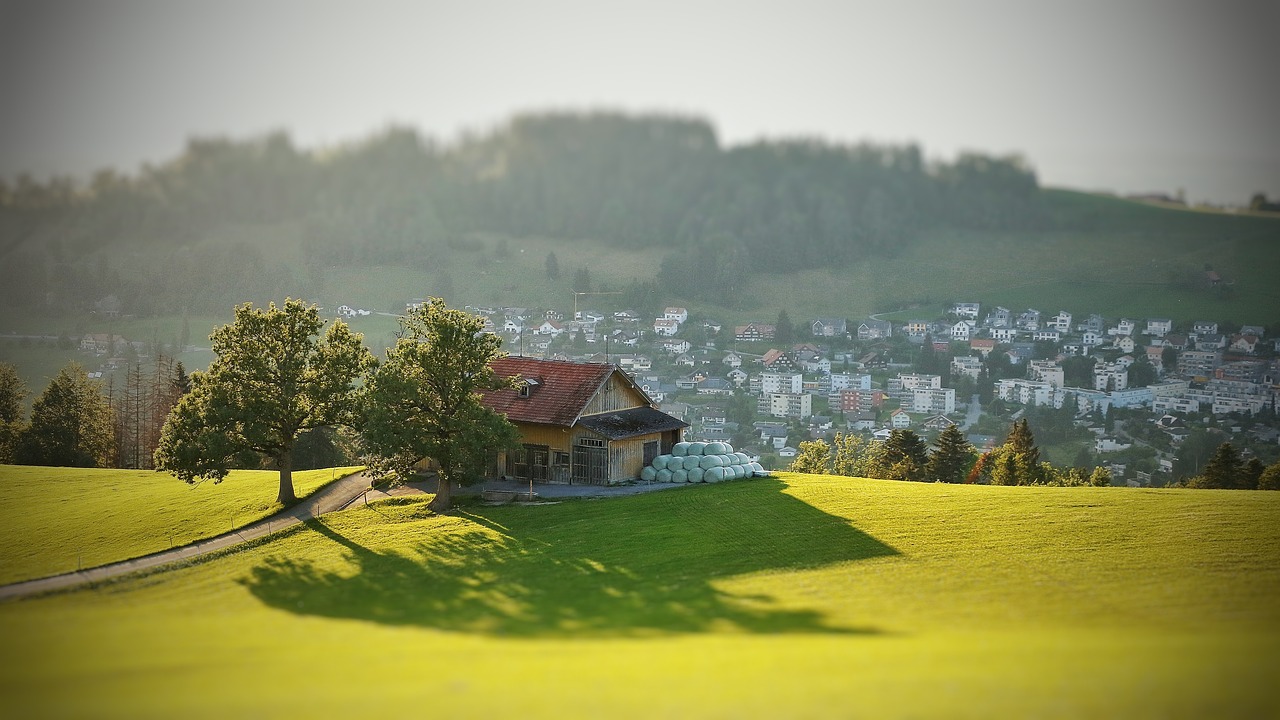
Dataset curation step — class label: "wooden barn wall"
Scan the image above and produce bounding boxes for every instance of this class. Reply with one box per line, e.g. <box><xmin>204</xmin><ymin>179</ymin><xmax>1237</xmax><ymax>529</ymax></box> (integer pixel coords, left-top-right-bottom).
<box><xmin>581</xmin><ymin>373</ymin><xmax>650</xmax><ymax>416</ymax></box>
<box><xmin>609</xmin><ymin>434</ymin><xmax>659</xmax><ymax>481</ymax></box>
<box><xmin>510</xmin><ymin>423</ymin><xmax>575</xmax><ymax>452</ymax></box>
<box><xmin>496</xmin><ymin>420</ymin><xmax>668</xmax><ymax>485</ymax></box>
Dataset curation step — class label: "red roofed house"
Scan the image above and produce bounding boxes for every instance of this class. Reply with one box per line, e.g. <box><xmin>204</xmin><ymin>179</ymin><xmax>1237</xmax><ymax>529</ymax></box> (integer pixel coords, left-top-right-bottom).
<box><xmin>481</xmin><ymin>358</ymin><xmax>688</xmax><ymax>485</ymax></box>
<box><xmin>970</xmin><ymin>338</ymin><xmax>997</xmax><ymax>357</ymax></box>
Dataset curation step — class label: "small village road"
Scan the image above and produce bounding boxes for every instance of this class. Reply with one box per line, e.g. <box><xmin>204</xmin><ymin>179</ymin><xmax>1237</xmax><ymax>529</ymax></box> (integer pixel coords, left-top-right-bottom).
<box><xmin>0</xmin><ymin>470</ymin><xmax>376</xmax><ymax>603</ymax></box>
<box><xmin>962</xmin><ymin>394</ymin><xmax>982</xmax><ymax>431</ymax></box>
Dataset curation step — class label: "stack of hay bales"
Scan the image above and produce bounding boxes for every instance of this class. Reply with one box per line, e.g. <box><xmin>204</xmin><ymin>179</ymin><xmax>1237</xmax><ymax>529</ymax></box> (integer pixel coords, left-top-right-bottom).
<box><xmin>639</xmin><ymin>440</ymin><xmax>767</xmax><ymax>483</ymax></box>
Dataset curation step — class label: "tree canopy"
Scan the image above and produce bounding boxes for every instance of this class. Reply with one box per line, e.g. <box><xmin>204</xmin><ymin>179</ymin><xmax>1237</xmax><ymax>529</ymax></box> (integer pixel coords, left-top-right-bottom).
<box><xmin>0</xmin><ymin>363</ymin><xmax>26</xmax><ymax>463</ymax></box>
<box><xmin>16</xmin><ymin>363</ymin><xmax>114</xmax><ymax>468</ymax></box>
<box><xmin>789</xmin><ymin>439</ymin><xmax>832</xmax><ymax>475</ymax></box>
<box><xmin>154</xmin><ymin>299</ymin><xmax>374</xmax><ymax>504</ymax></box>
<box><xmin>1190</xmin><ymin>443</ymin><xmax>1242</xmax><ymax>490</ymax></box>
<box><xmin>927</xmin><ymin>425</ymin><xmax>976</xmax><ymax>483</ymax></box>
<box><xmin>360</xmin><ymin>298</ymin><xmax>520</xmax><ymax>512</ymax></box>
<box><xmin>0</xmin><ymin>112</ymin><xmax>1048</xmax><ymax>315</ymax></box>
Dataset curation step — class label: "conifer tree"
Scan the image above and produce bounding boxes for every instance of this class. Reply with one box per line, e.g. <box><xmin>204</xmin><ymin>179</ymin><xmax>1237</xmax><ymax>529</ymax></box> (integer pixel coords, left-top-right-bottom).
<box><xmin>990</xmin><ymin>448</ymin><xmax>1022</xmax><ymax>486</ymax></box>
<box><xmin>882</xmin><ymin>429</ymin><xmax>929</xmax><ymax>481</ymax></box>
<box><xmin>1002</xmin><ymin>418</ymin><xmax>1043</xmax><ymax>484</ymax></box>
<box><xmin>927</xmin><ymin>424</ymin><xmax>976</xmax><ymax>483</ymax></box>
<box><xmin>1006</xmin><ymin>418</ymin><xmax>1040</xmax><ymax>467</ymax></box>
<box><xmin>1241</xmin><ymin>457</ymin><xmax>1264</xmax><ymax>490</ymax></box>
<box><xmin>1190</xmin><ymin>442</ymin><xmax>1240</xmax><ymax>489</ymax></box>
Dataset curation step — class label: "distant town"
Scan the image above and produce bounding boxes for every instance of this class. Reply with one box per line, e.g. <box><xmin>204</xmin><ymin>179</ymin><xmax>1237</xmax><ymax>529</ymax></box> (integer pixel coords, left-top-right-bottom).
<box><xmin>425</xmin><ymin>299</ymin><xmax>1277</xmax><ymax>486</ymax></box>
<box><xmin>67</xmin><ymin>295</ymin><xmax>1278</xmax><ymax>487</ymax></box>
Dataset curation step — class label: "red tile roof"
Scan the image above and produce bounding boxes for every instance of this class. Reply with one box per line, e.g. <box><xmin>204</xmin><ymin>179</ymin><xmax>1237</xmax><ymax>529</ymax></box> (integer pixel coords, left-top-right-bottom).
<box><xmin>481</xmin><ymin>357</ymin><xmax>616</xmax><ymax>427</ymax></box>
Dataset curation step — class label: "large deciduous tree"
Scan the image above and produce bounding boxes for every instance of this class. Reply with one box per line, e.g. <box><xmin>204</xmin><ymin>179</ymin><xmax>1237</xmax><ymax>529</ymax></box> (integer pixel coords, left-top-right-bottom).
<box><xmin>789</xmin><ymin>439</ymin><xmax>832</xmax><ymax>474</ymax></box>
<box><xmin>1258</xmin><ymin>463</ymin><xmax>1280</xmax><ymax>491</ymax></box>
<box><xmin>831</xmin><ymin>432</ymin><xmax>866</xmax><ymax>477</ymax></box>
<box><xmin>360</xmin><ymin>298</ymin><xmax>519</xmax><ymax>512</ymax></box>
<box><xmin>154</xmin><ymin>300</ymin><xmax>374</xmax><ymax>504</ymax></box>
<box><xmin>17</xmin><ymin>363</ymin><xmax>114</xmax><ymax>467</ymax></box>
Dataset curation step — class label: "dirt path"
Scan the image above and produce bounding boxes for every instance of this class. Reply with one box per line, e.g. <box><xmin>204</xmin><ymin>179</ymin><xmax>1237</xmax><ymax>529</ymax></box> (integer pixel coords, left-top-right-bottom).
<box><xmin>0</xmin><ymin>470</ymin><xmax>375</xmax><ymax>602</ymax></box>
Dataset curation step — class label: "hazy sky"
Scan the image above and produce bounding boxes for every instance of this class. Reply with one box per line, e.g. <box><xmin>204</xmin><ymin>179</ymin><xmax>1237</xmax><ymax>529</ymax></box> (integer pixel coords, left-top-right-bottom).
<box><xmin>1</xmin><ymin>0</ymin><xmax>1277</xmax><ymax>204</ymax></box>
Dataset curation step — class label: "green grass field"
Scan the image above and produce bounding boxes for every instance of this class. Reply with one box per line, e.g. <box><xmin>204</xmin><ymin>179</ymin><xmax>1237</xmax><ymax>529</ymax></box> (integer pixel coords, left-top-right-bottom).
<box><xmin>0</xmin><ymin>465</ymin><xmax>363</xmax><ymax>584</ymax></box>
<box><xmin>1</xmin><ymin>473</ymin><xmax>1276</xmax><ymax>718</ymax></box>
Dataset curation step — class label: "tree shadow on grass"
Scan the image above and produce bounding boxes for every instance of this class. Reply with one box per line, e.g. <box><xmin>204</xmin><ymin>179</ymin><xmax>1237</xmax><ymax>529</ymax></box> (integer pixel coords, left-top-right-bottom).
<box><xmin>239</xmin><ymin>478</ymin><xmax>898</xmax><ymax>638</ymax></box>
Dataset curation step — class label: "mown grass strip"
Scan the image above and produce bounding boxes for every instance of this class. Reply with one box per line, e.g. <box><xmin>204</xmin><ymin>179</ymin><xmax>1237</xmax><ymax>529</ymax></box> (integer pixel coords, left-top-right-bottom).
<box><xmin>0</xmin><ymin>465</ymin><xmax>363</xmax><ymax>584</ymax></box>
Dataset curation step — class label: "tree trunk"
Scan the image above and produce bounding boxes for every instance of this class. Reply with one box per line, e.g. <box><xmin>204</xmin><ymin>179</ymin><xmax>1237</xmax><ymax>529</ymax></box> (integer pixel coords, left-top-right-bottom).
<box><xmin>428</xmin><ymin>471</ymin><xmax>453</xmax><ymax>512</ymax></box>
<box><xmin>276</xmin><ymin>449</ymin><xmax>297</xmax><ymax>505</ymax></box>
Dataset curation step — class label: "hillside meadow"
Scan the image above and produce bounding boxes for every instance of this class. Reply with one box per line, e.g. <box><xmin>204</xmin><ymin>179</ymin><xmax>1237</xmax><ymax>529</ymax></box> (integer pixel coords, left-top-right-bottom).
<box><xmin>3</xmin><ymin>189</ymin><xmax>1278</xmax><ymax>396</ymax></box>
<box><xmin>0</xmin><ymin>465</ymin><xmax>362</xmax><ymax>584</ymax></box>
<box><xmin>1</xmin><ymin>473</ymin><xmax>1277</xmax><ymax>718</ymax></box>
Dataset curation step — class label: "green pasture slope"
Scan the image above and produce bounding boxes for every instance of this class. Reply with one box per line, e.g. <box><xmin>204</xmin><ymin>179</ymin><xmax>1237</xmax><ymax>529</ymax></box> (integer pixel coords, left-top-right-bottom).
<box><xmin>310</xmin><ymin>191</ymin><xmax>1280</xmax><ymax>327</ymax></box>
<box><xmin>1</xmin><ymin>473</ymin><xmax>1277</xmax><ymax>718</ymax></box>
<box><xmin>3</xmin><ymin>190</ymin><xmax>1276</xmax><ymax>392</ymax></box>
<box><xmin>0</xmin><ymin>465</ymin><xmax>363</xmax><ymax>584</ymax></box>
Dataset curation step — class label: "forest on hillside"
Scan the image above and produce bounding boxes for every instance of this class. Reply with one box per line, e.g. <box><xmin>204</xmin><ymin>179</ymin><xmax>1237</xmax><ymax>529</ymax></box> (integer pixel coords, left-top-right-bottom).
<box><xmin>0</xmin><ymin>112</ymin><xmax>1048</xmax><ymax>314</ymax></box>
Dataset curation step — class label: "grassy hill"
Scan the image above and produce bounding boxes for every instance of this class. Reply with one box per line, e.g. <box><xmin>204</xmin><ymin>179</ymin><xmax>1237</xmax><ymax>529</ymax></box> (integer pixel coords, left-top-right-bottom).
<box><xmin>228</xmin><ymin>189</ymin><xmax>1280</xmax><ymax>327</ymax></box>
<box><xmin>2</xmin><ymin>473</ymin><xmax>1276</xmax><ymax>718</ymax></box>
<box><xmin>1</xmin><ymin>188</ymin><xmax>1276</xmax><ymax>395</ymax></box>
<box><xmin>0</xmin><ymin>465</ymin><xmax>362</xmax><ymax>584</ymax></box>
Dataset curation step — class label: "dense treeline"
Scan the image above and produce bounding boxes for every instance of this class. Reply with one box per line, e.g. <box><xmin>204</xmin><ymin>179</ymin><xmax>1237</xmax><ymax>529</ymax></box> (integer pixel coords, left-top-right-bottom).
<box><xmin>0</xmin><ymin>112</ymin><xmax>1045</xmax><ymax>314</ymax></box>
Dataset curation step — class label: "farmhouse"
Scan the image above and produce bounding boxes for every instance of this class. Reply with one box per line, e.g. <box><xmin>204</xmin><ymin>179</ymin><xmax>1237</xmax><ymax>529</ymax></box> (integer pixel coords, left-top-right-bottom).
<box><xmin>735</xmin><ymin>323</ymin><xmax>776</xmax><ymax>342</ymax></box>
<box><xmin>482</xmin><ymin>358</ymin><xmax>688</xmax><ymax>485</ymax></box>
<box><xmin>812</xmin><ymin>317</ymin><xmax>847</xmax><ymax>337</ymax></box>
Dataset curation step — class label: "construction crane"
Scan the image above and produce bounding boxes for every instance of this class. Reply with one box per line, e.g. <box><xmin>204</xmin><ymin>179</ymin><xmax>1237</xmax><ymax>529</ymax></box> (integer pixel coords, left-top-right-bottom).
<box><xmin>571</xmin><ymin>290</ymin><xmax>622</xmax><ymax>321</ymax></box>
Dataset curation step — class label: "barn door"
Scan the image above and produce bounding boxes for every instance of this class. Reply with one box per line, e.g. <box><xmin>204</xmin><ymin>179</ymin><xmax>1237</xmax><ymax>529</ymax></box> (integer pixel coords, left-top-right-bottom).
<box><xmin>572</xmin><ymin>438</ymin><xmax>609</xmax><ymax>485</ymax></box>
<box><xmin>507</xmin><ymin>444</ymin><xmax>549</xmax><ymax>482</ymax></box>
<box><xmin>528</xmin><ymin>446</ymin><xmax>549</xmax><ymax>482</ymax></box>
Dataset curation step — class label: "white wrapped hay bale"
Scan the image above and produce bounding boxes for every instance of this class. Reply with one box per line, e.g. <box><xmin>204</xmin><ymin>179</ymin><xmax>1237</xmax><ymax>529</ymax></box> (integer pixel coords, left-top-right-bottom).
<box><xmin>705</xmin><ymin>466</ymin><xmax>725</xmax><ymax>482</ymax></box>
<box><xmin>726</xmin><ymin>465</ymin><xmax>742</xmax><ymax>480</ymax></box>
<box><xmin>699</xmin><ymin>455</ymin><xmax>724</xmax><ymax>469</ymax></box>
<box><xmin>671</xmin><ymin>469</ymin><xmax>688</xmax><ymax>483</ymax></box>
<box><xmin>672</xmin><ymin>442</ymin><xmax>691</xmax><ymax>457</ymax></box>
<box><xmin>656</xmin><ymin>468</ymin><xmax>673</xmax><ymax>483</ymax></box>
<box><xmin>717</xmin><ymin>454</ymin><xmax>734</xmax><ymax>468</ymax></box>
<box><xmin>705</xmin><ymin>442</ymin><xmax>727</xmax><ymax>455</ymax></box>
<box><xmin>687</xmin><ymin>442</ymin><xmax>708</xmax><ymax>456</ymax></box>
<box><xmin>734</xmin><ymin>452</ymin><xmax>750</xmax><ymax>465</ymax></box>
<box><xmin>652</xmin><ymin>454</ymin><xmax>671</xmax><ymax>471</ymax></box>
<box><xmin>722</xmin><ymin>442</ymin><xmax>735</xmax><ymax>454</ymax></box>
<box><xmin>686</xmin><ymin>466</ymin><xmax>705</xmax><ymax>483</ymax></box>
<box><xmin>641</xmin><ymin>466</ymin><xmax>657</xmax><ymax>482</ymax></box>
<box><xmin>666</xmin><ymin>456</ymin><xmax>685</xmax><ymax>472</ymax></box>
<box><xmin>750</xmin><ymin>462</ymin><xmax>766</xmax><ymax>476</ymax></box>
